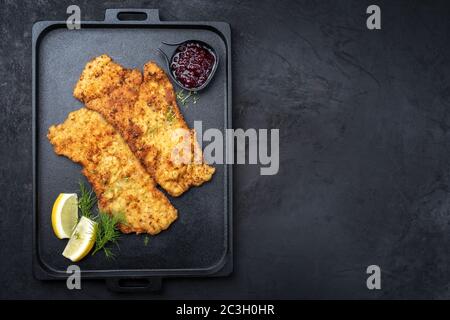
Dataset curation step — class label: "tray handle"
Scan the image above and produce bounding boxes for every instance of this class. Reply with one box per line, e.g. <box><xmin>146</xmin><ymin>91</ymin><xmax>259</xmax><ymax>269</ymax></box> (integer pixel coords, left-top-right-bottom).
<box><xmin>106</xmin><ymin>277</ymin><xmax>162</xmax><ymax>293</ymax></box>
<box><xmin>104</xmin><ymin>9</ymin><xmax>160</xmax><ymax>24</ymax></box>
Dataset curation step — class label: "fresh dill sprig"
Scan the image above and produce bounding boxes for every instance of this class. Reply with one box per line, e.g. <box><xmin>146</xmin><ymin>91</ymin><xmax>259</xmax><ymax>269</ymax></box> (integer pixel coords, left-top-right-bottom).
<box><xmin>176</xmin><ymin>89</ymin><xmax>188</xmax><ymax>104</ymax></box>
<box><xmin>192</xmin><ymin>92</ymin><xmax>199</xmax><ymax>105</ymax></box>
<box><xmin>166</xmin><ymin>106</ymin><xmax>176</xmax><ymax>123</ymax></box>
<box><xmin>78</xmin><ymin>181</ymin><xmax>96</xmax><ymax>219</ymax></box>
<box><xmin>144</xmin><ymin>235</ymin><xmax>150</xmax><ymax>246</ymax></box>
<box><xmin>91</xmin><ymin>211</ymin><xmax>125</xmax><ymax>259</ymax></box>
<box><xmin>77</xmin><ymin>183</ymin><xmax>126</xmax><ymax>259</ymax></box>
<box><xmin>176</xmin><ymin>89</ymin><xmax>198</xmax><ymax>107</ymax></box>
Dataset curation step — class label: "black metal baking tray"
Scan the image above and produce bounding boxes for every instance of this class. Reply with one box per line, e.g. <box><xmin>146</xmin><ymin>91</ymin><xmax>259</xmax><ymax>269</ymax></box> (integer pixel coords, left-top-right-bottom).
<box><xmin>32</xmin><ymin>9</ymin><xmax>232</xmax><ymax>292</ymax></box>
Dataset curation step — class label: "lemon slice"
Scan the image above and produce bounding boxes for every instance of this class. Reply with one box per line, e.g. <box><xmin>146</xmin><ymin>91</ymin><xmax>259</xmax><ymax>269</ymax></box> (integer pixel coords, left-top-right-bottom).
<box><xmin>62</xmin><ymin>216</ymin><xmax>97</xmax><ymax>262</ymax></box>
<box><xmin>52</xmin><ymin>193</ymin><xmax>79</xmax><ymax>239</ymax></box>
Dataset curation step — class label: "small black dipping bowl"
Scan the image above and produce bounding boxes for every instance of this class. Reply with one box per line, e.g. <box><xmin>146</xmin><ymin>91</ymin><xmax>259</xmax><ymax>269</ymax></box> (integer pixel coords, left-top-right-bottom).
<box><xmin>157</xmin><ymin>40</ymin><xmax>219</xmax><ymax>92</ymax></box>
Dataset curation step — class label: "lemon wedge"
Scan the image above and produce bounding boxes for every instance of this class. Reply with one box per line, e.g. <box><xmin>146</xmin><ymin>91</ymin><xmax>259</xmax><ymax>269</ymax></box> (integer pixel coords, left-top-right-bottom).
<box><xmin>52</xmin><ymin>193</ymin><xmax>79</xmax><ymax>239</ymax></box>
<box><xmin>62</xmin><ymin>216</ymin><xmax>97</xmax><ymax>262</ymax></box>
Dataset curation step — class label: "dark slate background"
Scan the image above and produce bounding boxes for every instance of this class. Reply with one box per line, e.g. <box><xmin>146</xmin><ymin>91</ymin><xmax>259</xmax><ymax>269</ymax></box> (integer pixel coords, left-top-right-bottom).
<box><xmin>1</xmin><ymin>0</ymin><xmax>450</xmax><ymax>299</ymax></box>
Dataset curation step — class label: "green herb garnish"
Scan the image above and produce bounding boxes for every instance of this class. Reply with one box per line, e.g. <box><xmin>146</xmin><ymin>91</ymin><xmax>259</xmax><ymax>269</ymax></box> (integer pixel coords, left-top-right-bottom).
<box><xmin>92</xmin><ymin>211</ymin><xmax>125</xmax><ymax>259</ymax></box>
<box><xmin>176</xmin><ymin>89</ymin><xmax>198</xmax><ymax>107</ymax></box>
<box><xmin>78</xmin><ymin>181</ymin><xmax>96</xmax><ymax>219</ymax></box>
<box><xmin>166</xmin><ymin>106</ymin><xmax>176</xmax><ymax>123</ymax></box>
<box><xmin>144</xmin><ymin>235</ymin><xmax>150</xmax><ymax>246</ymax></box>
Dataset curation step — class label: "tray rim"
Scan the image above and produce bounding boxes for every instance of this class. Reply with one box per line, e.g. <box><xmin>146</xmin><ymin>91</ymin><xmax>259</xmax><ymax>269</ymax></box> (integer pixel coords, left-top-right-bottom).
<box><xmin>32</xmin><ymin>13</ymin><xmax>233</xmax><ymax>281</ymax></box>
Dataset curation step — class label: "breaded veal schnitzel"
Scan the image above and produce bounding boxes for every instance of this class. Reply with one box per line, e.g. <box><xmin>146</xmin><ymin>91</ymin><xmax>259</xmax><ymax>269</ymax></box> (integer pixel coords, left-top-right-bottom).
<box><xmin>48</xmin><ymin>108</ymin><xmax>178</xmax><ymax>235</ymax></box>
<box><xmin>74</xmin><ymin>55</ymin><xmax>215</xmax><ymax>197</ymax></box>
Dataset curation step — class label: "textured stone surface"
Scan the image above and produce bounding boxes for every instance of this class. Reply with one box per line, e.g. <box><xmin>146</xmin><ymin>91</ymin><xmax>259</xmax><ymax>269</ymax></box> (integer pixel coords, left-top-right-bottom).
<box><xmin>1</xmin><ymin>0</ymin><xmax>450</xmax><ymax>298</ymax></box>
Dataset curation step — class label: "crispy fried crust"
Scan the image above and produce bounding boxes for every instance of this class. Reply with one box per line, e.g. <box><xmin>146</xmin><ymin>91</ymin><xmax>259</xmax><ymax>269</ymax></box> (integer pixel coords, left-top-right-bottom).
<box><xmin>73</xmin><ymin>55</ymin><xmax>215</xmax><ymax>196</ymax></box>
<box><xmin>47</xmin><ymin>108</ymin><xmax>178</xmax><ymax>235</ymax></box>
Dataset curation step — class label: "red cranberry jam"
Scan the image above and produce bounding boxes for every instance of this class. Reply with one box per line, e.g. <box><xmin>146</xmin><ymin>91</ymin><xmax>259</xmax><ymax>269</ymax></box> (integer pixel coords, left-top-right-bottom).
<box><xmin>170</xmin><ymin>41</ymin><xmax>216</xmax><ymax>89</ymax></box>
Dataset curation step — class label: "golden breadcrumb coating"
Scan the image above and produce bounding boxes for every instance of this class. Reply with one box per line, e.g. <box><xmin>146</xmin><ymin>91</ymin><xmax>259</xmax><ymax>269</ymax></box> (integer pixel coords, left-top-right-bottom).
<box><xmin>73</xmin><ymin>55</ymin><xmax>215</xmax><ymax>196</ymax></box>
<box><xmin>47</xmin><ymin>108</ymin><xmax>178</xmax><ymax>235</ymax></box>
